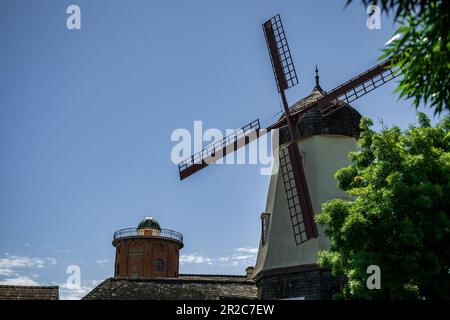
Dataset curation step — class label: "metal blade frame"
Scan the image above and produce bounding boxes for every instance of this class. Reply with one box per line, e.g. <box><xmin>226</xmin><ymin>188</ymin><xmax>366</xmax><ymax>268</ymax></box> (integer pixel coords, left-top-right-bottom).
<box><xmin>263</xmin><ymin>14</ymin><xmax>298</xmax><ymax>93</ymax></box>
<box><xmin>178</xmin><ymin>119</ymin><xmax>262</xmax><ymax>180</ymax></box>
<box><xmin>279</xmin><ymin>142</ymin><xmax>318</xmax><ymax>245</ymax></box>
<box><xmin>268</xmin><ymin>59</ymin><xmax>399</xmax><ymax>131</ymax></box>
<box><xmin>317</xmin><ymin>61</ymin><xmax>399</xmax><ymax>116</ymax></box>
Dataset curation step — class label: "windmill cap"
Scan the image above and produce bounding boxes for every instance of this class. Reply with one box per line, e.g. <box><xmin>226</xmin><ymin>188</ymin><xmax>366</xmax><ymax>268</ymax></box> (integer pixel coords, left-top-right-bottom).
<box><xmin>278</xmin><ymin>85</ymin><xmax>361</xmax><ymax>143</ymax></box>
<box><xmin>137</xmin><ymin>217</ymin><xmax>161</xmax><ymax>230</ymax></box>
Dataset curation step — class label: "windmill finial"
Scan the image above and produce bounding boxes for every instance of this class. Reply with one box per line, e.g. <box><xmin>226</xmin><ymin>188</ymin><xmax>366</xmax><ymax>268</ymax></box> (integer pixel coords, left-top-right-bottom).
<box><xmin>314</xmin><ymin>64</ymin><xmax>324</xmax><ymax>93</ymax></box>
<box><xmin>315</xmin><ymin>64</ymin><xmax>320</xmax><ymax>87</ymax></box>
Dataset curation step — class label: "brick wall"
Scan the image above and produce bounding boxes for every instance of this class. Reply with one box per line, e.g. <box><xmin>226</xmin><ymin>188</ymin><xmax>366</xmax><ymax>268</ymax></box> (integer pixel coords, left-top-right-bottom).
<box><xmin>114</xmin><ymin>237</ymin><xmax>181</xmax><ymax>278</ymax></box>
<box><xmin>256</xmin><ymin>269</ymin><xmax>345</xmax><ymax>300</ymax></box>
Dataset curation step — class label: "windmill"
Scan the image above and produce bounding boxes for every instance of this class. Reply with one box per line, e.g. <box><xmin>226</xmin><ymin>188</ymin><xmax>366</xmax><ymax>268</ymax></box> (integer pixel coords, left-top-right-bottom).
<box><xmin>177</xmin><ymin>14</ymin><xmax>398</xmax><ymax>248</ymax></box>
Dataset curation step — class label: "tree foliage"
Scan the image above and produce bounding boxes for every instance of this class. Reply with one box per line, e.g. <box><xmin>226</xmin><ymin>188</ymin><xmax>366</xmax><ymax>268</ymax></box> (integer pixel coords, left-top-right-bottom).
<box><xmin>348</xmin><ymin>0</ymin><xmax>450</xmax><ymax>115</ymax></box>
<box><xmin>316</xmin><ymin>113</ymin><xmax>450</xmax><ymax>299</ymax></box>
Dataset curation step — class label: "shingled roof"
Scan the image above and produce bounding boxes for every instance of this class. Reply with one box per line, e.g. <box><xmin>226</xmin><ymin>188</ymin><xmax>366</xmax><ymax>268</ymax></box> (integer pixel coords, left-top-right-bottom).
<box><xmin>83</xmin><ymin>275</ymin><xmax>257</xmax><ymax>300</ymax></box>
<box><xmin>277</xmin><ymin>87</ymin><xmax>362</xmax><ymax>144</ymax></box>
<box><xmin>0</xmin><ymin>285</ymin><xmax>59</xmax><ymax>300</ymax></box>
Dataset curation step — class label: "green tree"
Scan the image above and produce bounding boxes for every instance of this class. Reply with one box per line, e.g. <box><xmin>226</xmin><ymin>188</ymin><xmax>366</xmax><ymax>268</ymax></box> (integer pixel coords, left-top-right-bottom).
<box><xmin>348</xmin><ymin>0</ymin><xmax>450</xmax><ymax>115</ymax></box>
<box><xmin>316</xmin><ymin>113</ymin><xmax>450</xmax><ymax>299</ymax></box>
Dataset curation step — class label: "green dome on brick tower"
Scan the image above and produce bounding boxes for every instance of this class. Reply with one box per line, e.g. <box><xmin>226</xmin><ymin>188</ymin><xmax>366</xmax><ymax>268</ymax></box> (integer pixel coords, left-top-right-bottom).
<box><xmin>137</xmin><ymin>217</ymin><xmax>161</xmax><ymax>230</ymax></box>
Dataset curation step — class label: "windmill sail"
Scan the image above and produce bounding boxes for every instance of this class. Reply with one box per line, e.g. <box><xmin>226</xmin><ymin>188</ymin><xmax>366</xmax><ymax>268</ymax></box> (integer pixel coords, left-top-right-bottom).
<box><xmin>178</xmin><ymin>119</ymin><xmax>263</xmax><ymax>180</ymax></box>
<box><xmin>268</xmin><ymin>59</ymin><xmax>399</xmax><ymax>131</ymax></box>
<box><xmin>279</xmin><ymin>142</ymin><xmax>318</xmax><ymax>245</ymax></box>
<box><xmin>263</xmin><ymin>14</ymin><xmax>318</xmax><ymax>244</ymax></box>
<box><xmin>263</xmin><ymin>14</ymin><xmax>298</xmax><ymax>92</ymax></box>
<box><xmin>316</xmin><ymin>60</ymin><xmax>398</xmax><ymax>116</ymax></box>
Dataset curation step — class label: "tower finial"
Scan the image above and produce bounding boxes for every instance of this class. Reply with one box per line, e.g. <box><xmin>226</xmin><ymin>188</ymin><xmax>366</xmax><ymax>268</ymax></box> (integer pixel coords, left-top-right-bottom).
<box><xmin>315</xmin><ymin>64</ymin><xmax>320</xmax><ymax>87</ymax></box>
<box><xmin>314</xmin><ymin>64</ymin><xmax>324</xmax><ymax>93</ymax></box>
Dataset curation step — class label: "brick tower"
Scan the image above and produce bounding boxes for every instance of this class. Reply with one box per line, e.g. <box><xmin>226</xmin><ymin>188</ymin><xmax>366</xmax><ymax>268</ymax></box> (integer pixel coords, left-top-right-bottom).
<box><xmin>112</xmin><ymin>217</ymin><xmax>183</xmax><ymax>278</ymax></box>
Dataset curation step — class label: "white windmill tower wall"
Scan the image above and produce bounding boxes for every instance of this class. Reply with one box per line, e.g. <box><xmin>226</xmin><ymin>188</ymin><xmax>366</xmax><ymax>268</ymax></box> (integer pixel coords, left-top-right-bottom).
<box><xmin>253</xmin><ymin>84</ymin><xmax>362</xmax><ymax>300</ymax></box>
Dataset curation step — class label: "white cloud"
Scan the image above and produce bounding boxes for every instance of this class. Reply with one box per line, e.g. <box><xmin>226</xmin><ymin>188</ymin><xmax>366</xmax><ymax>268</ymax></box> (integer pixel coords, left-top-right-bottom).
<box><xmin>0</xmin><ymin>255</ymin><xmax>56</xmax><ymax>277</ymax></box>
<box><xmin>0</xmin><ymin>268</ymin><xmax>14</xmax><ymax>277</ymax></box>
<box><xmin>217</xmin><ymin>257</ymin><xmax>229</xmax><ymax>263</ymax></box>
<box><xmin>59</xmin><ymin>280</ymin><xmax>100</xmax><ymax>300</ymax></box>
<box><xmin>0</xmin><ymin>253</ymin><xmax>57</xmax><ymax>290</ymax></box>
<box><xmin>0</xmin><ymin>276</ymin><xmax>40</xmax><ymax>286</ymax></box>
<box><xmin>180</xmin><ymin>247</ymin><xmax>258</xmax><ymax>268</ymax></box>
<box><xmin>235</xmin><ymin>247</ymin><xmax>258</xmax><ymax>254</ymax></box>
<box><xmin>95</xmin><ymin>259</ymin><xmax>110</xmax><ymax>267</ymax></box>
<box><xmin>180</xmin><ymin>254</ymin><xmax>213</xmax><ymax>265</ymax></box>
<box><xmin>232</xmin><ymin>255</ymin><xmax>255</xmax><ymax>261</ymax></box>
<box><xmin>0</xmin><ymin>254</ymin><xmax>101</xmax><ymax>300</ymax></box>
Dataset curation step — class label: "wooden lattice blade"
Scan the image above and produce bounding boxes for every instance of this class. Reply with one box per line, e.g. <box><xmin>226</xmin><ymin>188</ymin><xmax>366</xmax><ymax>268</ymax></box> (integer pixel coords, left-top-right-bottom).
<box><xmin>316</xmin><ymin>59</ymin><xmax>398</xmax><ymax>116</ymax></box>
<box><xmin>263</xmin><ymin>14</ymin><xmax>298</xmax><ymax>93</ymax></box>
<box><xmin>268</xmin><ymin>59</ymin><xmax>399</xmax><ymax>131</ymax></box>
<box><xmin>178</xmin><ymin>119</ymin><xmax>267</xmax><ymax>180</ymax></box>
<box><xmin>279</xmin><ymin>142</ymin><xmax>318</xmax><ymax>245</ymax></box>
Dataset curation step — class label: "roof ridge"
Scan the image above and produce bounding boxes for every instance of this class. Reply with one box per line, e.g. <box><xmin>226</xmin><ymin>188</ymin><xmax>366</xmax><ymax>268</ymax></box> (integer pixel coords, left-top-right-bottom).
<box><xmin>180</xmin><ymin>273</ymin><xmax>246</xmax><ymax>278</ymax></box>
<box><xmin>0</xmin><ymin>285</ymin><xmax>59</xmax><ymax>289</ymax></box>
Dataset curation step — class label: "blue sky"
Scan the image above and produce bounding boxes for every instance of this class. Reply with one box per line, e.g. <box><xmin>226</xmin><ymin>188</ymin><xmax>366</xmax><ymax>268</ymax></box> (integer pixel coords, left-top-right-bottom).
<box><xmin>0</xmin><ymin>0</ymin><xmax>442</xmax><ymax>299</ymax></box>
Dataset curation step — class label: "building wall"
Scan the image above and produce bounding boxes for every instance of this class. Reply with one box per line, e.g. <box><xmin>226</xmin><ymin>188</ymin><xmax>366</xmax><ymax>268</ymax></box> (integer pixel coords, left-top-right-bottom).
<box><xmin>256</xmin><ymin>267</ymin><xmax>345</xmax><ymax>300</ymax></box>
<box><xmin>114</xmin><ymin>237</ymin><xmax>180</xmax><ymax>278</ymax></box>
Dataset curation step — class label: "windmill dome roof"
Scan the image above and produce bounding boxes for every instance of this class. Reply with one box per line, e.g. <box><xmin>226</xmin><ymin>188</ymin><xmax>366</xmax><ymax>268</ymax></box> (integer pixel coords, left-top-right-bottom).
<box><xmin>137</xmin><ymin>217</ymin><xmax>161</xmax><ymax>230</ymax></box>
<box><xmin>289</xmin><ymin>86</ymin><xmax>326</xmax><ymax>113</ymax></box>
<box><xmin>278</xmin><ymin>84</ymin><xmax>362</xmax><ymax>143</ymax></box>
